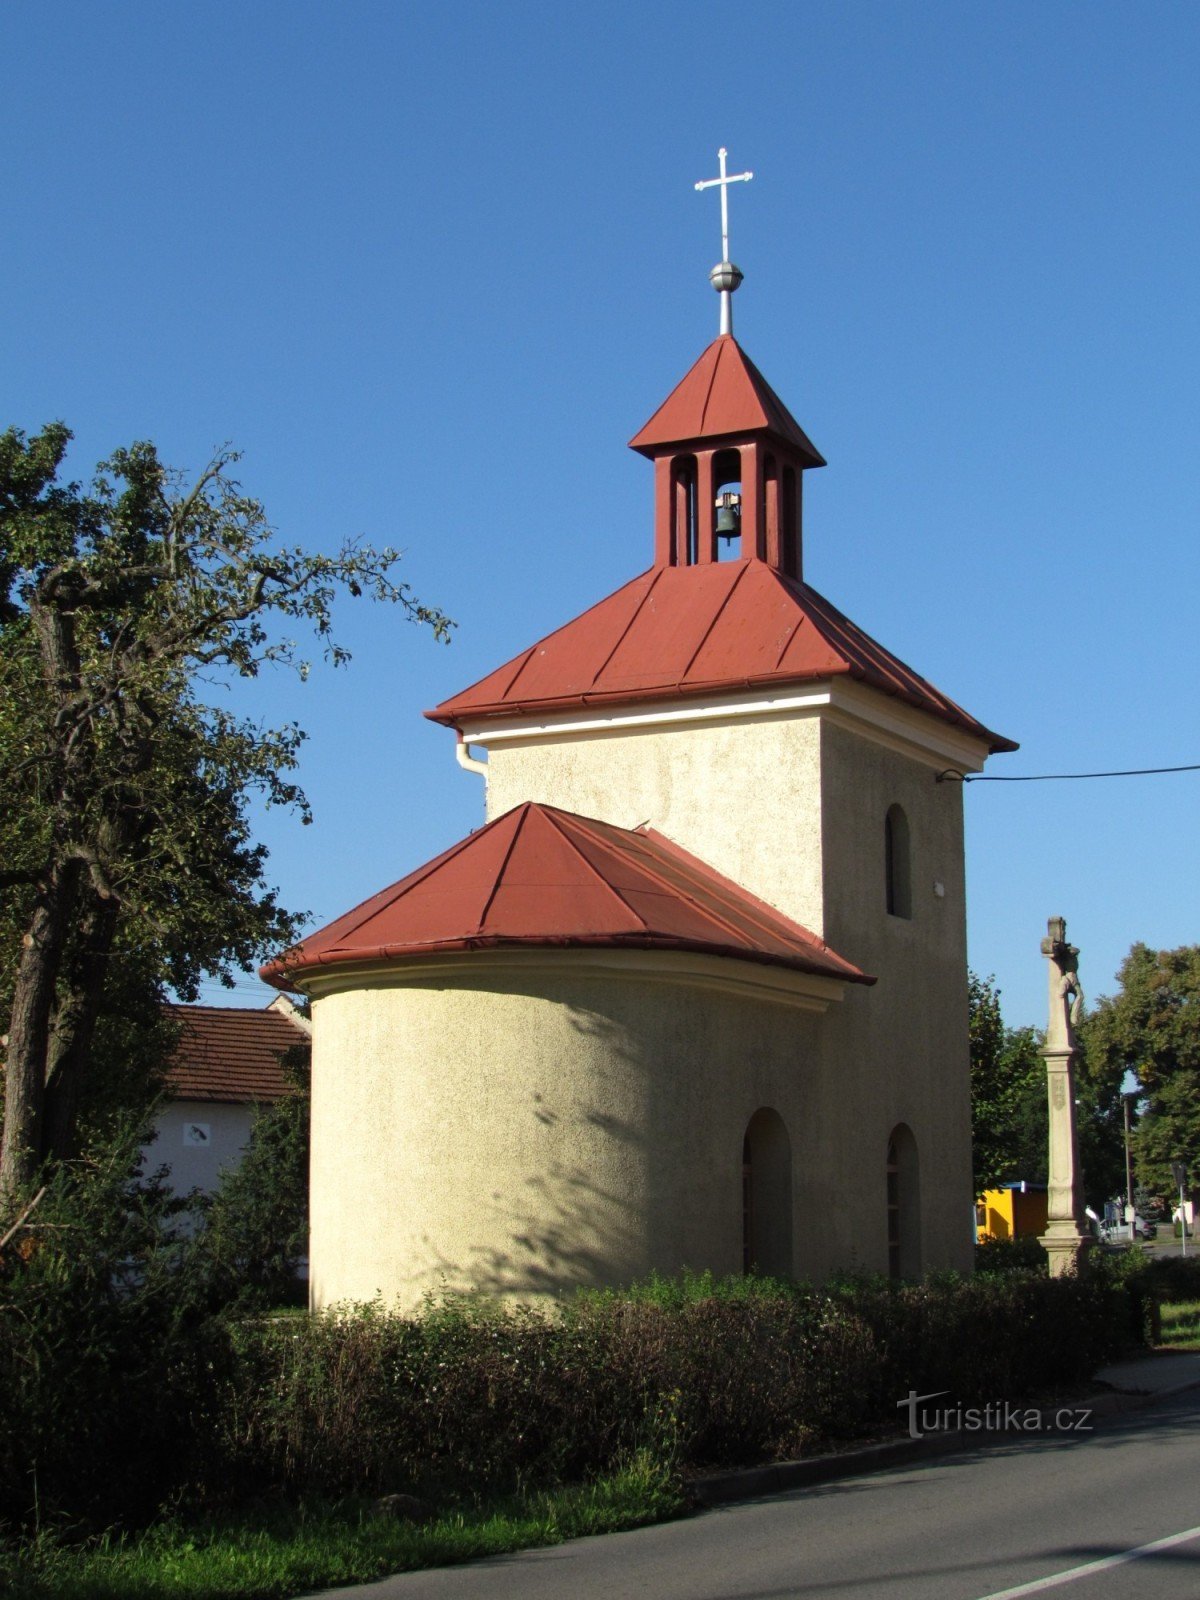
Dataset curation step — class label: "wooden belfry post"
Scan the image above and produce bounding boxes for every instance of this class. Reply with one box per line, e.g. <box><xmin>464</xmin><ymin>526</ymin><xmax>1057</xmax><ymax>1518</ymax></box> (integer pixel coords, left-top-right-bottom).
<box><xmin>1038</xmin><ymin>916</ymin><xmax>1092</xmax><ymax>1275</ymax></box>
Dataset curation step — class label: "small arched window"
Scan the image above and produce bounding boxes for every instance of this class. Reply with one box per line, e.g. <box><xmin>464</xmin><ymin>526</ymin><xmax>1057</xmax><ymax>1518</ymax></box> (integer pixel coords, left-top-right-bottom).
<box><xmin>887</xmin><ymin>1124</ymin><xmax>922</xmax><ymax>1280</ymax></box>
<box><xmin>741</xmin><ymin>1108</ymin><xmax>793</xmax><ymax>1278</ymax></box>
<box><xmin>885</xmin><ymin>804</ymin><xmax>912</xmax><ymax>919</ymax></box>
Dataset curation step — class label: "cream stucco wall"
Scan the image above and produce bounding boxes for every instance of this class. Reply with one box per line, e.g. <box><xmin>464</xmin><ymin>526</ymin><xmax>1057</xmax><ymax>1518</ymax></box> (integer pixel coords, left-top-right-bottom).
<box><xmin>483</xmin><ymin>715</ymin><xmax>826</xmax><ymax>935</ymax></box>
<box><xmin>307</xmin><ymin>961</ymin><xmax>906</xmax><ymax>1312</ymax></box>
<box><xmin>307</xmin><ymin>686</ymin><xmax>987</xmax><ymax>1306</ymax></box>
<box><xmin>813</xmin><ymin>719</ymin><xmax>974</xmax><ymax>1274</ymax></box>
<box><xmin>467</xmin><ymin>694</ymin><xmax>978</xmax><ymax>1279</ymax></box>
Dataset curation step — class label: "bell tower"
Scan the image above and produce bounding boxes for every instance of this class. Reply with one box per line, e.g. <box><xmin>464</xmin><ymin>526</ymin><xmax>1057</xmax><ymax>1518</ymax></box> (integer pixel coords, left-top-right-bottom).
<box><xmin>629</xmin><ymin>335</ymin><xmax>826</xmax><ymax>578</ymax></box>
<box><xmin>429</xmin><ymin>145</ymin><xmax>1014</xmax><ymax>944</ymax></box>
<box><xmin>630</xmin><ymin>145</ymin><xmax>827</xmax><ymax>579</ymax></box>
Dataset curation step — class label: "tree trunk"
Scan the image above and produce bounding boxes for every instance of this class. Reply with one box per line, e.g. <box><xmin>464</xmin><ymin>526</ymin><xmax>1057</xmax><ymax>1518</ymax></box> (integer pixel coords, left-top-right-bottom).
<box><xmin>44</xmin><ymin>892</ymin><xmax>121</xmax><ymax>1163</ymax></box>
<box><xmin>0</xmin><ymin>862</ymin><xmax>80</xmax><ymax>1208</ymax></box>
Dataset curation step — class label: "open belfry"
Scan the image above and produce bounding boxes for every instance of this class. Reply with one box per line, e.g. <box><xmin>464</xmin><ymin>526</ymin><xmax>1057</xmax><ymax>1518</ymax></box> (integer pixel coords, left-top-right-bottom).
<box><xmin>264</xmin><ymin>152</ymin><xmax>1016</xmax><ymax>1310</ymax></box>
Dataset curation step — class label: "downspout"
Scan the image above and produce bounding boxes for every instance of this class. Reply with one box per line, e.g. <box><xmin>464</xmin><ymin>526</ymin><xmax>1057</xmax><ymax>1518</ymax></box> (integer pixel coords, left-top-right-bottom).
<box><xmin>455</xmin><ymin>730</ymin><xmax>488</xmax><ymax>778</ymax></box>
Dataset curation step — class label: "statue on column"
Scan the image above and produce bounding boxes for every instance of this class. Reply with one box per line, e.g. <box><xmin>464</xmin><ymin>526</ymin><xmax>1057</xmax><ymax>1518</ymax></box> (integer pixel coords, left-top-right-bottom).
<box><xmin>1038</xmin><ymin>917</ymin><xmax>1092</xmax><ymax>1275</ymax></box>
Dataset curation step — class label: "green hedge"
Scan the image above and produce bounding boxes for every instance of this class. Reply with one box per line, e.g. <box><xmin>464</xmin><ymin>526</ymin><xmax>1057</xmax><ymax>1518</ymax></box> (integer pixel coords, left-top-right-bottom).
<box><xmin>209</xmin><ymin>1266</ymin><xmax>1147</xmax><ymax>1508</ymax></box>
<box><xmin>0</xmin><ymin>1249</ymin><xmax>1157</xmax><ymax>1537</ymax></box>
<box><xmin>1129</xmin><ymin>1253</ymin><xmax>1200</xmax><ymax>1303</ymax></box>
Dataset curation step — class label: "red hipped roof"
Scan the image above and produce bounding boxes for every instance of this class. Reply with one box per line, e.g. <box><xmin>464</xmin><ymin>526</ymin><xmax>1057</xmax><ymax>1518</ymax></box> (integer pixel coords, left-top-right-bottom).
<box><xmin>165</xmin><ymin>1004</ymin><xmax>307</xmax><ymax>1104</ymax></box>
<box><xmin>629</xmin><ymin>335</ymin><xmax>826</xmax><ymax>465</ymax></box>
<box><xmin>261</xmin><ymin>802</ymin><xmax>871</xmax><ymax>990</ymax></box>
<box><xmin>428</xmin><ymin>561</ymin><xmax>1016</xmax><ymax>752</ymax></box>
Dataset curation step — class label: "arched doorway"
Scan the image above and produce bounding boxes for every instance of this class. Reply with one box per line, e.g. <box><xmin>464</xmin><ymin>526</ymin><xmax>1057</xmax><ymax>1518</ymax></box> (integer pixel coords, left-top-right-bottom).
<box><xmin>742</xmin><ymin>1108</ymin><xmax>793</xmax><ymax>1277</ymax></box>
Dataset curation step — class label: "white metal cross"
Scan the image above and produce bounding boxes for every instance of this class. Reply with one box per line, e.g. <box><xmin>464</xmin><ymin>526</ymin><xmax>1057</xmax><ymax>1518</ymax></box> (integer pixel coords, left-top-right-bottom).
<box><xmin>695</xmin><ymin>147</ymin><xmax>753</xmax><ymax>271</ymax></box>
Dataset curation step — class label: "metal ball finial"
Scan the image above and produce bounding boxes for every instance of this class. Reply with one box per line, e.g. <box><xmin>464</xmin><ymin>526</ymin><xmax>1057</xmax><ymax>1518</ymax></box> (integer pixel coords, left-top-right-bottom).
<box><xmin>709</xmin><ymin>261</ymin><xmax>744</xmax><ymax>295</ymax></box>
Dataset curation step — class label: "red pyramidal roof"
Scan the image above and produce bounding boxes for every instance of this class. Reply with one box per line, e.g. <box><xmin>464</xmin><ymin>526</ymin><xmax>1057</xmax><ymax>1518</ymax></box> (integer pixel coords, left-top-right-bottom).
<box><xmin>629</xmin><ymin>335</ymin><xmax>825</xmax><ymax>465</ymax></box>
<box><xmin>261</xmin><ymin>802</ymin><xmax>871</xmax><ymax>990</ymax></box>
<box><xmin>428</xmin><ymin>562</ymin><xmax>1016</xmax><ymax>752</ymax></box>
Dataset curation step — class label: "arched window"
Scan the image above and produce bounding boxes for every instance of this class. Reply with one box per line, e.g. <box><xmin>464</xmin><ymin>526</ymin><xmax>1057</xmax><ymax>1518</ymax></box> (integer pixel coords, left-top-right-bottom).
<box><xmin>886</xmin><ymin>1124</ymin><xmax>922</xmax><ymax>1279</ymax></box>
<box><xmin>885</xmin><ymin>804</ymin><xmax>912</xmax><ymax>919</ymax></box>
<box><xmin>742</xmin><ymin>1108</ymin><xmax>793</xmax><ymax>1277</ymax></box>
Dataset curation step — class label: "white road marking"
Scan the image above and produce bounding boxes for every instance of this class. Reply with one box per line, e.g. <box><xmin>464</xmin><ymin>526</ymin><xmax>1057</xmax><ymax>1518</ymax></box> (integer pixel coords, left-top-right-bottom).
<box><xmin>975</xmin><ymin>1524</ymin><xmax>1200</xmax><ymax>1598</ymax></box>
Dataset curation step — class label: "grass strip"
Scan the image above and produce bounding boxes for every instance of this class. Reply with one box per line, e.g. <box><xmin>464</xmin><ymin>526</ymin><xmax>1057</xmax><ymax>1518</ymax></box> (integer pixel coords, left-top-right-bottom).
<box><xmin>0</xmin><ymin>1454</ymin><xmax>686</xmax><ymax>1600</ymax></box>
<box><xmin>1159</xmin><ymin>1300</ymin><xmax>1200</xmax><ymax>1350</ymax></box>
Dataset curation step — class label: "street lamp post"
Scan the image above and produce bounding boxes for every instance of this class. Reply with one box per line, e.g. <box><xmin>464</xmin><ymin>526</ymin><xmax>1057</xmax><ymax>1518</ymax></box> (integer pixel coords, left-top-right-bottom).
<box><xmin>1123</xmin><ymin>1092</ymin><xmax>1136</xmax><ymax>1245</ymax></box>
<box><xmin>1172</xmin><ymin>1160</ymin><xmax>1189</xmax><ymax>1259</ymax></box>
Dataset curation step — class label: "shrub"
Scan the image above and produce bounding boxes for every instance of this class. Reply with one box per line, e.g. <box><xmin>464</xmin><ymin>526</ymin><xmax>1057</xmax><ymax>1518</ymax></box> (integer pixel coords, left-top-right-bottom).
<box><xmin>1135</xmin><ymin>1254</ymin><xmax>1200</xmax><ymax>1303</ymax></box>
<box><xmin>0</xmin><ymin>1130</ymin><xmax>222</xmax><ymax>1534</ymax></box>
<box><xmin>974</xmin><ymin>1234</ymin><xmax>1049</xmax><ymax>1274</ymax></box>
<box><xmin>204</xmin><ymin>1264</ymin><xmax>1149</xmax><ymax>1510</ymax></box>
<box><xmin>0</xmin><ymin>1244</ymin><xmax>1161</xmax><ymax>1537</ymax></box>
<box><xmin>191</xmin><ymin>1047</ymin><xmax>310</xmax><ymax>1314</ymax></box>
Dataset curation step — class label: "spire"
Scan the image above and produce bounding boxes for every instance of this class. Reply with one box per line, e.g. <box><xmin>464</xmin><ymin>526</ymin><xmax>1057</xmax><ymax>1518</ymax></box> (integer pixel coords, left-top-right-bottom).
<box><xmin>695</xmin><ymin>147</ymin><xmax>753</xmax><ymax>336</ymax></box>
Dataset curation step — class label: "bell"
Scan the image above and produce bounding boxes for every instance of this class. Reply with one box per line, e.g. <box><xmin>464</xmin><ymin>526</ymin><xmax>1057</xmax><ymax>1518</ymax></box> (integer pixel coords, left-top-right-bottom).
<box><xmin>715</xmin><ymin>491</ymin><xmax>741</xmax><ymax>540</ymax></box>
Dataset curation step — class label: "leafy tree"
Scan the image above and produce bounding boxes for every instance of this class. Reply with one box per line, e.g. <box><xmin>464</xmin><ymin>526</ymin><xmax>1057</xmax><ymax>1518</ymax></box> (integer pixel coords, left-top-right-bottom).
<box><xmin>969</xmin><ymin>972</ymin><xmax>1042</xmax><ymax>1193</ymax></box>
<box><xmin>0</xmin><ymin>423</ymin><xmax>450</xmax><ymax>1206</ymax></box>
<box><xmin>195</xmin><ymin>1040</ymin><xmax>311</xmax><ymax>1313</ymax></box>
<box><xmin>1081</xmin><ymin>943</ymin><xmax>1200</xmax><ymax>1199</ymax></box>
<box><xmin>970</xmin><ymin>969</ymin><xmax>1131</xmax><ymax>1211</ymax></box>
<box><xmin>0</xmin><ymin>1120</ymin><xmax>210</xmax><ymax>1530</ymax></box>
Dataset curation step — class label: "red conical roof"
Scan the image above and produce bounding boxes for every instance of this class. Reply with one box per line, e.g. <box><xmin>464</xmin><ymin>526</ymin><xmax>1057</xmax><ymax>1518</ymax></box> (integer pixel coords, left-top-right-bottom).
<box><xmin>427</xmin><ymin>561</ymin><xmax>1016</xmax><ymax>753</ymax></box>
<box><xmin>629</xmin><ymin>335</ymin><xmax>825</xmax><ymax>466</ymax></box>
<box><xmin>261</xmin><ymin>802</ymin><xmax>871</xmax><ymax>990</ymax></box>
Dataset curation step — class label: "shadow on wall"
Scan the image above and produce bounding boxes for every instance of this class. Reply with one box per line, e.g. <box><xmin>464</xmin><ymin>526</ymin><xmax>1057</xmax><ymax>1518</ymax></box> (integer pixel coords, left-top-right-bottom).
<box><xmin>371</xmin><ymin>1147</ymin><xmax>645</xmax><ymax>1305</ymax></box>
<box><xmin>385</xmin><ymin>1003</ymin><xmax>652</xmax><ymax>1303</ymax></box>
<box><xmin>467</xmin><ymin>1155</ymin><xmax>645</xmax><ymax>1298</ymax></box>
<box><xmin>464</xmin><ymin>1000</ymin><xmax>649</xmax><ymax>1295</ymax></box>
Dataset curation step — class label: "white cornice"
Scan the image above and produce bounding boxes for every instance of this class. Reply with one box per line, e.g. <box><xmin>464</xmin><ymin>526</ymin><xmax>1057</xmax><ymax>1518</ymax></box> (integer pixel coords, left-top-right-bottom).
<box><xmin>293</xmin><ymin>946</ymin><xmax>851</xmax><ymax>1013</ymax></box>
<box><xmin>458</xmin><ymin>679</ymin><xmax>997</xmax><ymax>774</ymax></box>
<box><xmin>822</xmin><ymin>680</ymin><xmax>995</xmax><ymax>773</ymax></box>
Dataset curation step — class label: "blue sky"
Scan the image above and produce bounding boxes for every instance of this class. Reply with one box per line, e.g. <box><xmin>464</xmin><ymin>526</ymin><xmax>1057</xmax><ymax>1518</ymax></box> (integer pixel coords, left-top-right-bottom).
<box><xmin>3</xmin><ymin>1</ymin><xmax>1197</xmax><ymax>1028</ymax></box>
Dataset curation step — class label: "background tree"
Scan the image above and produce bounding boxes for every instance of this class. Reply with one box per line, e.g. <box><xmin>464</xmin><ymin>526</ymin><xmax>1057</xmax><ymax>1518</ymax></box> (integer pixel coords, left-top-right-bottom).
<box><xmin>195</xmin><ymin>1040</ymin><xmax>311</xmax><ymax>1313</ymax></box>
<box><xmin>0</xmin><ymin>423</ymin><xmax>450</xmax><ymax>1205</ymax></box>
<box><xmin>970</xmin><ymin>971</ymin><xmax>1125</xmax><ymax>1208</ymax></box>
<box><xmin>969</xmin><ymin>971</ymin><xmax>1042</xmax><ymax>1193</ymax></box>
<box><xmin>1081</xmin><ymin>943</ymin><xmax>1200</xmax><ymax>1199</ymax></box>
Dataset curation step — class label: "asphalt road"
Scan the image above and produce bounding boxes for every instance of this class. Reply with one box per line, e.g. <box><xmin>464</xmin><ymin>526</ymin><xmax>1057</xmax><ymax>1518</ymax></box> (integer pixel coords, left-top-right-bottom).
<box><xmin>305</xmin><ymin>1390</ymin><xmax>1200</xmax><ymax>1600</ymax></box>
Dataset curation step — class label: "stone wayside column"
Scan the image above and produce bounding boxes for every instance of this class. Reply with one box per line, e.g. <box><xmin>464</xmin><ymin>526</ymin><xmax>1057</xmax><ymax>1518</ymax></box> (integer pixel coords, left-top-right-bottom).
<box><xmin>1039</xmin><ymin>917</ymin><xmax>1092</xmax><ymax>1275</ymax></box>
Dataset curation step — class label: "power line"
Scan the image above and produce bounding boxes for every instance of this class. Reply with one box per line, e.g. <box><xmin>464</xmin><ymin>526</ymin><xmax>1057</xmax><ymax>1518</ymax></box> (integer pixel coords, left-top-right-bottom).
<box><xmin>938</xmin><ymin>762</ymin><xmax>1200</xmax><ymax>785</ymax></box>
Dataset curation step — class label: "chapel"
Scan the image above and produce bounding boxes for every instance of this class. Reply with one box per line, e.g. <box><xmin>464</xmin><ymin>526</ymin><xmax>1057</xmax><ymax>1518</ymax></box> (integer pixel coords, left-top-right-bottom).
<box><xmin>264</xmin><ymin>162</ymin><xmax>1015</xmax><ymax>1310</ymax></box>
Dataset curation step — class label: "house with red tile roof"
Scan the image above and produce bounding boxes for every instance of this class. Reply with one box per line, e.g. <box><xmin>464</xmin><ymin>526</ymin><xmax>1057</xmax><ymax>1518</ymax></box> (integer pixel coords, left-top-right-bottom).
<box><xmin>146</xmin><ymin>997</ymin><xmax>309</xmax><ymax>1196</ymax></box>
<box><xmin>263</xmin><ymin>210</ymin><xmax>1013</xmax><ymax>1310</ymax></box>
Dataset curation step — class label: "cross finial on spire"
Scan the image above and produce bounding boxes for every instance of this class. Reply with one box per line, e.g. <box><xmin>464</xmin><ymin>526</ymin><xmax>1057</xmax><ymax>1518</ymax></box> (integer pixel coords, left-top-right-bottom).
<box><xmin>695</xmin><ymin>147</ymin><xmax>753</xmax><ymax>336</ymax></box>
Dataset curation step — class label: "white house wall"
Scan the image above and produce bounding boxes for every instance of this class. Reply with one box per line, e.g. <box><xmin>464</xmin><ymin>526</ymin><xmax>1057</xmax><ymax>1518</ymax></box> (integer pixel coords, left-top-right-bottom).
<box><xmin>146</xmin><ymin>1099</ymin><xmax>258</xmax><ymax>1196</ymax></box>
